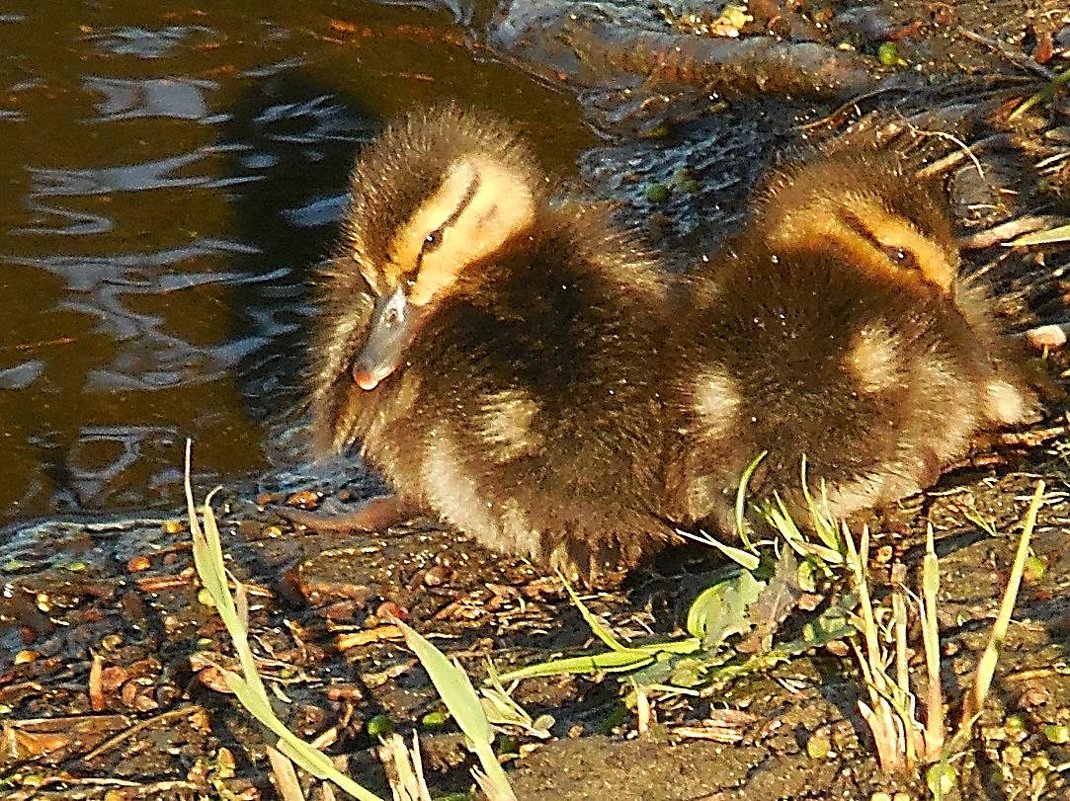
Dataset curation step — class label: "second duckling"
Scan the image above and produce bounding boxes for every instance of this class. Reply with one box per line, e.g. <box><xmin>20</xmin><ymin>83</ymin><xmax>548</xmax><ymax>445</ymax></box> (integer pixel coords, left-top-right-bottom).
<box><xmin>307</xmin><ymin>105</ymin><xmax>677</xmax><ymax>579</ymax></box>
<box><xmin>670</xmin><ymin>150</ymin><xmax>1040</xmax><ymax>533</ymax></box>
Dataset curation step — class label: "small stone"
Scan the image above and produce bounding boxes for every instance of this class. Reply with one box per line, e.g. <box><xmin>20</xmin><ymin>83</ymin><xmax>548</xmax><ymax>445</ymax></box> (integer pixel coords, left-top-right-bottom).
<box><xmin>127</xmin><ymin>555</ymin><xmax>151</xmax><ymax>573</ymax></box>
<box><xmin>1026</xmin><ymin>324</ymin><xmax>1067</xmax><ymax>350</ymax></box>
<box><xmin>423</xmin><ymin>564</ymin><xmax>450</xmax><ymax>587</ymax></box>
<box><xmin>376</xmin><ymin>600</ymin><xmax>408</xmax><ymax>621</ymax></box>
<box><xmin>100</xmin><ymin>666</ymin><xmax>128</xmax><ymax>693</ymax></box>
<box><xmin>14</xmin><ymin>649</ymin><xmax>38</xmax><ymax>665</ymax></box>
<box><xmin>286</xmin><ymin>489</ymin><xmax>322</xmax><ymax>509</ymax></box>
<box><xmin>826</xmin><ymin>639</ymin><xmax>851</xmax><ymax>657</ymax></box>
<box><xmin>1018</xmin><ymin>684</ymin><xmax>1051</xmax><ymax>709</ymax></box>
<box><xmin>325</xmin><ymin>684</ymin><xmax>364</xmax><ymax>702</ymax></box>
<box><xmin>323</xmin><ymin>600</ymin><xmax>359</xmax><ymax>622</ymax></box>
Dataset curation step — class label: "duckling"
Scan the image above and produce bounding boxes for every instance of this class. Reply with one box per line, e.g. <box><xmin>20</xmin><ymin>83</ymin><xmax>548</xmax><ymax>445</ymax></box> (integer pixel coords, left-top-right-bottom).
<box><xmin>670</xmin><ymin>150</ymin><xmax>1040</xmax><ymax>532</ymax></box>
<box><xmin>306</xmin><ymin>105</ymin><xmax>677</xmax><ymax>579</ymax></box>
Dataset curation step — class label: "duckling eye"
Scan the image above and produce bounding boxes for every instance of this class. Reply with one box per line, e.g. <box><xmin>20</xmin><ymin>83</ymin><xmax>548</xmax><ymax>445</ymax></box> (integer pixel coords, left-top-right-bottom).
<box><xmin>884</xmin><ymin>245</ymin><xmax>918</xmax><ymax>272</ymax></box>
<box><xmin>422</xmin><ymin>229</ymin><xmax>444</xmax><ymax>254</ymax></box>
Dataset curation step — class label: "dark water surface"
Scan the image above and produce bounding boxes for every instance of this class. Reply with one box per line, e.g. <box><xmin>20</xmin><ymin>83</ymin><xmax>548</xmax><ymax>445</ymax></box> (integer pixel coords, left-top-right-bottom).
<box><xmin>0</xmin><ymin>0</ymin><xmax>594</xmax><ymax>527</ymax></box>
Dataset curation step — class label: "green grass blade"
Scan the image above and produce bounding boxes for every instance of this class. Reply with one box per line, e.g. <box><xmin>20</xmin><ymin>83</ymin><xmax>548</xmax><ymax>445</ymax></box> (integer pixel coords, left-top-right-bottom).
<box><xmin>558</xmin><ymin>574</ymin><xmax>630</xmax><ymax>652</ymax></box>
<box><xmin>734</xmin><ymin>450</ymin><xmax>767</xmax><ymax>549</ymax></box>
<box><xmin>395</xmin><ymin>622</ymin><xmax>491</xmax><ymax>747</ymax></box>
<box><xmin>185</xmin><ymin>444</ymin><xmax>386</xmax><ymax>801</ymax></box>
<box><xmin>497</xmin><ymin>650</ymin><xmax>658</xmax><ymax>682</ymax></box>
<box><xmin>1009</xmin><ymin>223</ymin><xmax>1070</xmax><ymax>247</ymax></box>
<box><xmin>921</xmin><ymin>524</ymin><xmax>944</xmax><ymax>757</ymax></box>
<box><xmin>703</xmin><ymin>535</ymin><xmax>762</xmax><ymax>571</ymax></box>
<box><xmin>394</xmin><ymin>621</ymin><xmax>516</xmax><ymax>801</ymax></box>
<box><xmin>961</xmin><ymin>481</ymin><xmax>1045</xmax><ymax>733</ymax></box>
<box><xmin>1008</xmin><ymin>66</ymin><xmax>1070</xmax><ymax>120</ymax></box>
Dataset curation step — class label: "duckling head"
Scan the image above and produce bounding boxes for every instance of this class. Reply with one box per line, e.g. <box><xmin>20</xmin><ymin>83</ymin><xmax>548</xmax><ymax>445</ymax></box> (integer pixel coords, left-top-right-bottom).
<box><xmin>338</xmin><ymin>105</ymin><xmax>542</xmax><ymax>391</ymax></box>
<box><xmin>758</xmin><ymin>153</ymin><xmax>959</xmax><ymax>298</ymax></box>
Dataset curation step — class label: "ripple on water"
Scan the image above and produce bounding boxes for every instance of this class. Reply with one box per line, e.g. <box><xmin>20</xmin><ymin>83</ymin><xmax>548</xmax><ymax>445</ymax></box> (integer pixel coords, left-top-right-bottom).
<box><xmin>0</xmin><ymin>0</ymin><xmax>594</xmax><ymax>527</ymax></box>
<box><xmin>86</xmin><ymin>77</ymin><xmax>218</xmax><ymax>121</ymax></box>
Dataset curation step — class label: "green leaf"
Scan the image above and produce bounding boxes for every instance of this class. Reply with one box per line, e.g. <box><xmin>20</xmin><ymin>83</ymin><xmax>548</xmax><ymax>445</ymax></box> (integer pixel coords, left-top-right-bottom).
<box><xmin>686</xmin><ymin>570</ymin><xmax>765</xmax><ymax>647</ymax></box>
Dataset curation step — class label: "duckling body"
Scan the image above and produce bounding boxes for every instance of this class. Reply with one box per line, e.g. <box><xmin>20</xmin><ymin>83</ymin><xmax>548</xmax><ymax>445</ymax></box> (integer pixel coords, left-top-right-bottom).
<box><xmin>309</xmin><ymin>106</ymin><xmax>675</xmax><ymax>578</ymax></box>
<box><xmin>671</xmin><ymin>151</ymin><xmax>1039</xmax><ymax>531</ymax></box>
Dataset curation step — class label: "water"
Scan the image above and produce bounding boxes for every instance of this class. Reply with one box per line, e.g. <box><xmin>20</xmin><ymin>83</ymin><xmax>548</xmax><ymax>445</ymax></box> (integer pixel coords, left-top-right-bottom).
<box><xmin>0</xmin><ymin>0</ymin><xmax>594</xmax><ymax>526</ymax></box>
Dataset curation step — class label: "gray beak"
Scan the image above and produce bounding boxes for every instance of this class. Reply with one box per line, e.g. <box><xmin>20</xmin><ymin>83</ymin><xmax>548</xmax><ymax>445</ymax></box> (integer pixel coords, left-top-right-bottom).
<box><xmin>351</xmin><ymin>286</ymin><xmax>425</xmax><ymax>391</ymax></box>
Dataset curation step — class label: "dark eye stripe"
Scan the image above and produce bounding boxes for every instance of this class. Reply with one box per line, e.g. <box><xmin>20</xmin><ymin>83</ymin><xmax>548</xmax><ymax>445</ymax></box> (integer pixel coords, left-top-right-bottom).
<box><xmin>419</xmin><ymin>172</ymin><xmax>483</xmax><ymax>260</ymax></box>
<box><xmin>841</xmin><ymin>209</ymin><xmax>919</xmax><ymax>271</ymax></box>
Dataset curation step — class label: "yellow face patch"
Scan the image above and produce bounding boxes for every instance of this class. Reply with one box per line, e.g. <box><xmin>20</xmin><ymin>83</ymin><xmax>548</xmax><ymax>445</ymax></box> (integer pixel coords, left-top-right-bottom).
<box><xmin>768</xmin><ymin>194</ymin><xmax>958</xmax><ymax>296</ymax></box>
<box><xmin>381</xmin><ymin>156</ymin><xmax>536</xmax><ymax>308</ymax></box>
<box><xmin>841</xmin><ymin>198</ymin><xmax>957</xmax><ymax>294</ymax></box>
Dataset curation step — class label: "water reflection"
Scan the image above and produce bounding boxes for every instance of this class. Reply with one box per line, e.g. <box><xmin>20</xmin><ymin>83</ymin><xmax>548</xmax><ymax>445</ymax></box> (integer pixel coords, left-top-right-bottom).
<box><xmin>87</xmin><ymin>77</ymin><xmax>217</xmax><ymax>121</ymax></box>
<box><xmin>0</xmin><ymin>0</ymin><xmax>594</xmax><ymax>527</ymax></box>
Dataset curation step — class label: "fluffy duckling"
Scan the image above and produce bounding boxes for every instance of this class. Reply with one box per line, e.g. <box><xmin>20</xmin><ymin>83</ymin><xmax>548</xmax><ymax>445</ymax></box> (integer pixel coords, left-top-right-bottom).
<box><xmin>307</xmin><ymin>105</ymin><xmax>676</xmax><ymax>579</ymax></box>
<box><xmin>670</xmin><ymin>150</ymin><xmax>1040</xmax><ymax>532</ymax></box>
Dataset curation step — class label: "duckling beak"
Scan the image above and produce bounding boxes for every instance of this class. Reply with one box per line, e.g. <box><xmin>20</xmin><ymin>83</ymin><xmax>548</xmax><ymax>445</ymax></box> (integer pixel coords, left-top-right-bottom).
<box><xmin>351</xmin><ymin>286</ymin><xmax>424</xmax><ymax>391</ymax></box>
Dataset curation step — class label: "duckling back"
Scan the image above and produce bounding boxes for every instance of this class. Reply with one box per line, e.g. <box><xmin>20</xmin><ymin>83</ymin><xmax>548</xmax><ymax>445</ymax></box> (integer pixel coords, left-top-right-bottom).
<box><xmin>671</xmin><ymin>150</ymin><xmax>1040</xmax><ymax>531</ymax></box>
<box><xmin>309</xmin><ymin>105</ymin><xmax>677</xmax><ymax>579</ymax></box>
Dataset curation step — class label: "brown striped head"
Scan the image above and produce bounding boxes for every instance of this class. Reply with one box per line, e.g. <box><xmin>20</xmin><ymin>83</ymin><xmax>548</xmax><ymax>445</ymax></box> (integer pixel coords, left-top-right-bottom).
<box><xmin>759</xmin><ymin>153</ymin><xmax>960</xmax><ymax>297</ymax></box>
<box><xmin>338</xmin><ymin>105</ymin><xmax>541</xmax><ymax>390</ymax></box>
